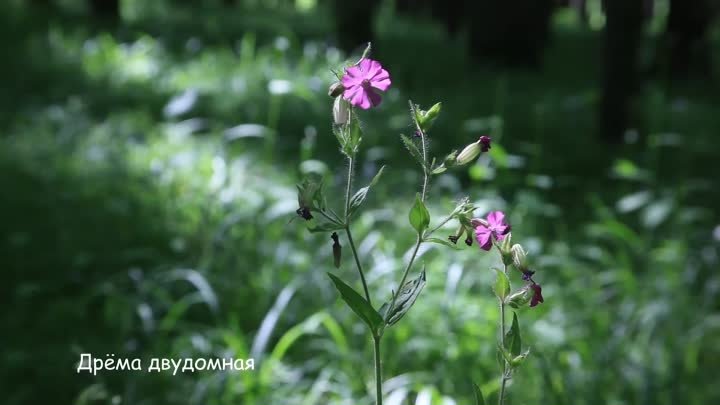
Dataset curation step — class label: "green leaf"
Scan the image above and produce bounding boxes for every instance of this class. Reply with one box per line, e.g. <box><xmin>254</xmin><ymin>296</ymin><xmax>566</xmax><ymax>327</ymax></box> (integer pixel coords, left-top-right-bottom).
<box><xmin>384</xmin><ymin>269</ymin><xmax>426</xmax><ymax>325</ymax></box>
<box><xmin>307</xmin><ymin>222</ymin><xmax>344</xmax><ymax>233</ymax></box>
<box><xmin>327</xmin><ymin>273</ymin><xmax>384</xmax><ymax>336</ymax></box>
<box><xmin>409</xmin><ymin>193</ymin><xmax>430</xmax><ymax>235</ymax></box>
<box><xmin>400</xmin><ymin>134</ymin><xmax>426</xmax><ymax>169</ymax></box>
<box><xmin>425</xmin><ymin>237</ymin><xmax>461</xmax><ymax>250</ymax></box>
<box><xmin>505</xmin><ymin>312</ymin><xmax>522</xmax><ymax>357</ymax></box>
<box><xmin>348</xmin><ymin>165</ymin><xmax>385</xmax><ymax>216</ymax></box>
<box><xmin>492</xmin><ymin>268</ymin><xmax>510</xmax><ymax>301</ymax></box>
<box><xmin>472</xmin><ymin>382</ymin><xmax>485</xmax><ymax>405</ymax></box>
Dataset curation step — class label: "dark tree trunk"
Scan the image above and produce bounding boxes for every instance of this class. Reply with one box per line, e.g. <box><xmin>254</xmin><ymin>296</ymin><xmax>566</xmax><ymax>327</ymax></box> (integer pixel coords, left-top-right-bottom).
<box><xmin>332</xmin><ymin>0</ymin><xmax>380</xmax><ymax>53</ymax></box>
<box><xmin>599</xmin><ymin>0</ymin><xmax>644</xmax><ymax>144</ymax></box>
<box><xmin>88</xmin><ymin>0</ymin><xmax>119</xmax><ymax>21</ymax></box>
<box><xmin>665</xmin><ymin>0</ymin><xmax>712</xmax><ymax>78</ymax></box>
<box><xmin>466</xmin><ymin>0</ymin><xmax>554</xmax><ymax>68</ymax></box>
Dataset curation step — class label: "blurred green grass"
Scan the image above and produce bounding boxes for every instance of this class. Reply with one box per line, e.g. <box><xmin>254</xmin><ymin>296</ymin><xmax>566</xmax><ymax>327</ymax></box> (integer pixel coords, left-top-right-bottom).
<box><xmin>1</xmin><ymin>1</ymin><xmax>719</xmax><ymax>405</ymax></box>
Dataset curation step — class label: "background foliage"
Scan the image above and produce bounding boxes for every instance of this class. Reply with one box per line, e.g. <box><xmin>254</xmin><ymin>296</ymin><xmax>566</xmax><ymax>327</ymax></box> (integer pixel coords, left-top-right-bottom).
<box><xmin>2</xmin><ymin>1</ymin><xmax>719</xmax><ymax>404</ymax></box>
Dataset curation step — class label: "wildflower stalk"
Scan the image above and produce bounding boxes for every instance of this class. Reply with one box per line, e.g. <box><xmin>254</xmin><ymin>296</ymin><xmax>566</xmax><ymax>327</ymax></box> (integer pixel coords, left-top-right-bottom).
<box><xmin>384</xmin><ymin>101</ymin><xmax>430</xmax><ymax>325</ymax></box>
<box><xmin>342</xmin><ymin>110</ymin><xmax>372</xmax><ymax>305</ymax></box>
<box><xmin>498</xmin><ymin>262</ymin><xmax>509</xmax><ymax>405</ymax></box>
<box><xmin>373</xmin><ymin>336</ymin><xmax>383</xmax><ymax>405</ymax></box>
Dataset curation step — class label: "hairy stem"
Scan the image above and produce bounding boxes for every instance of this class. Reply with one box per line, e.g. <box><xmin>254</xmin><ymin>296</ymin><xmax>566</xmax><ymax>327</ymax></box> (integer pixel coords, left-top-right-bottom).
<box><xmin>341</xmin><ymin>115</ymin><xmax>372</xmax><ymax>305</ymax></box>
<box><xmin>373</xmin><ymin>336</ymin><xmax>383</xmax><ymax>405</ymax></box>
<box><xmin>498</xmin><ymin>263</ymin><xmax>509</xmax><ymax>405</ymax></box>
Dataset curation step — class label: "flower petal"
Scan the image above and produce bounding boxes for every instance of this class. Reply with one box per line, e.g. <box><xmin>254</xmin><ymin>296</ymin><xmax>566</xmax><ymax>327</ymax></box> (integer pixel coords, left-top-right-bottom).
<box><xmin>475</xmin><ymin>227</ymin><xmax>493</xmax><ymax>251</ymax></box>
<box><xmin>486</xmin><ymin>211</ymin><xmax>506</xmax><ymax>227</ymax></box>
<box><xmin>366</xmin><ymin>87</ymin><xmax>382</xmax><ymax>108</ymax></box>
<box><xmin>369</xmin><ymin>66</ymin><xmax>391</xmax><ymax>91</ymax></box>
<box><xmin>358</xmin><ymin>58</ymin><xmax>373</xmax><ymax>75</ymax></box>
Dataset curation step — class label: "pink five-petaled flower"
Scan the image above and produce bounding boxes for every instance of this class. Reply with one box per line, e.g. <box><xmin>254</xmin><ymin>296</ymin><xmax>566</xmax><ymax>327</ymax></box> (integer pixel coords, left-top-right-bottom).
<box><xmin>530</xmin><ymin>283</ymin><xmax>544</xmax><ymax>307</ymax></box>
<box><xmin>341</xmin><ymin>58</ymin><xmax>391</xmax><ymax>110</ymax></box>
<box><xmin>474</xmin><ymin>211</ymin><xmax>511</xmax><ymax>251</ymax></box>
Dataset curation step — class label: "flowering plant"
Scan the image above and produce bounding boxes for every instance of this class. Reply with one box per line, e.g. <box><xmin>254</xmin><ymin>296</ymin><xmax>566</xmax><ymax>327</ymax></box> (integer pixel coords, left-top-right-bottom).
<box><xmin>295</xmin><ymin>44</ymin><xmax>544</xmax><ymax>405</ymax></box>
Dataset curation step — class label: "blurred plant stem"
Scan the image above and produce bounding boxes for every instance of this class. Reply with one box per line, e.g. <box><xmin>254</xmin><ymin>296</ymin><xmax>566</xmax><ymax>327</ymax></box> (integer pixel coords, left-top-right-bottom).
<box><xmin>498</xmin><ymin>262</ymin><xmax>509</xmax><ymax>405</ymax></box>
<box><xmin>373</xmin><ymin>336</ymin><xmax>383</xmax><ymax>405</ymax></box>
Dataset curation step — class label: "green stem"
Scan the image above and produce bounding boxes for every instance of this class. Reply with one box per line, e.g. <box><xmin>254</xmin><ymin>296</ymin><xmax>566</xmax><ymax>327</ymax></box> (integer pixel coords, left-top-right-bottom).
<box><xmin>373</xmin><ymin>336</ymin><xmax>383</xmax><ymax>405</ymax></box>
<box><xmin>342</xmin><ymin>140</ymin><xmax>372</xmax><ymax>305</ymax></box>
<box><xmin>385</xmin><ymin>236</ymin><xmax>422</xmax><ymax>320</ymax></box>
<box><xmin>345</xmin><ymin>227</ymin><xmax>372</xmax><ymax>305</ymax></box>
<box><xmin>498</xmin><ymin>263</ymin><xmax>509</xmax><ymax>405</ymax></box>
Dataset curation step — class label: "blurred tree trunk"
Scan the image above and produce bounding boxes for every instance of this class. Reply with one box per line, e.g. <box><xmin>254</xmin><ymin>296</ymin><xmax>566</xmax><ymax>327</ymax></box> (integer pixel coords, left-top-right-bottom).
<box><xmin>466</xmin><ymin>0</ymin><xmax>554</xmax><ymax>68</ymax></box>
<box><xmin>599</xmin><ymin>0</ymin><xmax>644</xmax><ymax>144</ymax></box>
<box><xmin>665</xmin><ymin>0</ymin><xmax>712</xmax><ymax>78</ymax></box>
<box><xmin>88</xmin><ymin>0</ymin><xmax>119</xmax><ymax>21</ymax></box>
<box><xmin>332</xmin><ymin>0</ymin><xmax>380</xmax><ymax>53</ymax></box>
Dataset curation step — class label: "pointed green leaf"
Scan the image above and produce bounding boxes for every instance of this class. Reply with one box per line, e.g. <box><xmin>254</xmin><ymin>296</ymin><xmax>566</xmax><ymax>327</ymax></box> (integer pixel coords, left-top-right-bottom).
<box><xmin>327</xmin><ymin>273</ymin><xmax>383</xmax><ymax>335</ymax></box>
<box><xmin>425</xmin><ymin>237</ymin><xmax>461</xmax><ymax>250</ymax></box>
<box><xmin>504</xmin><ymin>312</ymin><xmax>522</xmax><ymax>357</ymax></box>
<box><xmin>492</xmin><ymin>268</ymin><xmax>510</xmax><ymax>301</ymax></box>
<box><xmin>400</xmin><ymin>134</ymin><xmax>426</xmax><ymax>169</ymax></box>
<box><xmin>472</xmin><ymin>382</ymin><xmax>485</xmax><ymax>405</ymax></box>
<box><xmin>348</xmin><ymin>165</ymin><xmax>385</xmax><ymax>216</ymax></box>
<box><xmin>385</xmin><ymin>269</ymin><xmax>426</xmax><ymax>325</ymax></box>
<box><xmin>409</xmin><ymin>194</ymin><xmax>430</xmax><ymax>235</ymax></box>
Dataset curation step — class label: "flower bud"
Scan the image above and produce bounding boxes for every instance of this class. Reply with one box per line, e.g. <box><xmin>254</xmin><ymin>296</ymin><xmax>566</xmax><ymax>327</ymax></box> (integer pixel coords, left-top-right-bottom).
<box><xmin>328</xmin><ymin>82</ymin><xmax>344</xmax><ymax>98</ymax></box>
<box><xmin>455</xmin><ymin>142</ymin><xmax>481</xmax><ymax>166</ymax></box>
<box><xmin>333</xmin><ymin>97</ymin><xmax>349</xmax><ymax>125</ymax></box>
<box><xmin>331</xmin><ymin>232</ymin><xmax>342</xmax><ymax>268</ymax></box>
<box><xmin>505</xmin><ymin>286</ymin><xmax>532</xmax><ymax>309</ymax></box>
<box><xmin>511</xmin><ymin>244</ymin><xmax>528</xmax><ymax>271</ymax></box>
<box><xmin>418</xmin><ymin>102</ymin><xmax>442</xmax><ymax>132</ymax></box>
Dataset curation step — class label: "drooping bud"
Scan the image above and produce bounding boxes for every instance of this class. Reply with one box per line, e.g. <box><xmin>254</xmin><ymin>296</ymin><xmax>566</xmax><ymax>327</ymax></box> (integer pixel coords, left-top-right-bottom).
<box><xmin>328</xmin><ymin>82</ymin><xmax>345</xmax><ymax>98</ymax></box>
<box><xmin>331</xmin><ymin>232</ymin><xmax>342</xmax><ymax>268</ymax></box>
<box><xmin>333</xmin><ymin>97</ymin><xmax>349</xmax><ymax>125</ymax></box>
<box><xmin>530</xmin><ymin>283</ymin><xmax>544</xmax><ymax>307</ymax></box>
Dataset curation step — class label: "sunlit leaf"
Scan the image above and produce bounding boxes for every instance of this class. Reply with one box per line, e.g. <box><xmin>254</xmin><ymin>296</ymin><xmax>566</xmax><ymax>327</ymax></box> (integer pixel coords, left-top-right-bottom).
<box><xmin>327</xmin><ymin>273</ymin><xmax>383</xmax><ymax>336</ymax></box>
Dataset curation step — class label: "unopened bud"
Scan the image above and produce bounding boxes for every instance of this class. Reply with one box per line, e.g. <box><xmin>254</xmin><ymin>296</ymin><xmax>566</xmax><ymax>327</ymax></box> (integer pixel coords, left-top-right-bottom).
<box><xmin>331</xmin><ymin>232</ymin><xmax>342</xmax><ymax>268</ymax></box>
<box><xmin>456</xmin><ymin>142</ymin><xmax>481</xmax><ymax>166</ymax></box>
<box><xmin>505</xmin><ymin>286</ymin><xmax>532</xmax><ymax>309</ymax></box>
<box><xmin>418</xmin><ymin>102</ymin><xmax>442</xmax><ymax>131</ymax></box>
<box><xmin>511</xmin><ymin>244</ymin><xmax>528</xmax><ymax>271</ymax></box>
<box><xmin>328</xmin><ymin>82</ymin><xmax>345</xmax><ymax>98</ymax></box>
<box><xmin>479</xmin><ymin>135</ymin><xmax>492</xmax><ymax>152</ymax></box>
<box><xmin>333</xmin><ymin>97</ymin><xmax>349</xmax><ymax>125</ymax></box>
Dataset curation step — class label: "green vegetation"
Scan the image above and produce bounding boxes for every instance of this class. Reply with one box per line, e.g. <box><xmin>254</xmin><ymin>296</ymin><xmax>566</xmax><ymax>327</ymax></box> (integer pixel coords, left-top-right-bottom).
<box><xmin>2</xmin><ymin>1</ymin><xmax>719</xmax><ymax>404</ymax></box>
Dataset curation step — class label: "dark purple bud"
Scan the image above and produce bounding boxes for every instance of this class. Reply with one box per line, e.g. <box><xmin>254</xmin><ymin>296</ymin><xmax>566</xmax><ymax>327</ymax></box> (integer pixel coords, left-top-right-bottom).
<box><xmin>464</xmin><ymin>235</ymin><xmax>473</xmax><ymax>246</ymax></box>
<box><xmin>413</xmin><ymin>130</ymin><xmax>422</xmax><ymax>138</ymax></box>
<box><xmin>296</xmin><ymin>207</ymin><xmax>313</xmax><ymax>221</ymax></box>
<box><xmin>530</xmin><ymin>283</ymin><xmax>544</xmax><ymax>307</ymax></box>
<box><xmin>522</xmin><ymin>269</ymin><xmax>536</xmax><ymax>281</ymax></box>
<box><xmin>479</xmin><ymin>135</ymin><xmax>492</xmax><ymax>152</ymax></box>
<box><xmin>331</xmin><ymin>232</ymin><xmax>342</xmax><ymax>268</ymax></box>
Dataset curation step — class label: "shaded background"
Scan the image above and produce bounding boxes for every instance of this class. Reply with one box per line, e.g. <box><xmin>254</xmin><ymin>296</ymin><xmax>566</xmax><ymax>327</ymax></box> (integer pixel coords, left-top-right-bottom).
<box><xmin>2</xmin><ymin>0</ymin><xmax>720</xmax><ymax>404</ymax></box>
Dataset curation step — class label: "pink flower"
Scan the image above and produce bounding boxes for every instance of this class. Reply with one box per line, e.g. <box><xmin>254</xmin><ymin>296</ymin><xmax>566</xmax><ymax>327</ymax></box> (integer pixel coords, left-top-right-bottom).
<box><xmin>474</xmin><ymin>211</ymin><xmax>511</xmax><ymax>251</ymax></box>
<box><xmin>341</xmin><ymin>58</ymin><xmax>391</xmax><ymax>109</ymax></box>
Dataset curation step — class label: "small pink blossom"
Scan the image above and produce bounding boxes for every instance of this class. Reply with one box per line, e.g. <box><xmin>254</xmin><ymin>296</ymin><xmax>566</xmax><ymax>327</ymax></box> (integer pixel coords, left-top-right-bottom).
<box><xmin>474</xmin><ymin>211</ymin><xmax>511</xmax><ymax>251</ymax></box>
<box><xmin>341</xmin><ymin>58</ymin><xmax>391</xmax><ymax>109</ymax></box>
